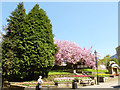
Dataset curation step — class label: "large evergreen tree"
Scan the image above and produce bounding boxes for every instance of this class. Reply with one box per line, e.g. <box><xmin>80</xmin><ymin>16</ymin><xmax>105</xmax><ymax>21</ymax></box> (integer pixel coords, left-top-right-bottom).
<box><xmin>2</xmin><ymin>2</ymin><xmax>26</xmax><ymax>81</ymax></box>
<box><xmin>24</xmin><ymin>4</ymin><xmax>57</xmax><ymax>80</ymax></box>
<box><xmin>2</xmin><ymin>3</ymin><xmax>58</xmax><ymax>81</ymax></box>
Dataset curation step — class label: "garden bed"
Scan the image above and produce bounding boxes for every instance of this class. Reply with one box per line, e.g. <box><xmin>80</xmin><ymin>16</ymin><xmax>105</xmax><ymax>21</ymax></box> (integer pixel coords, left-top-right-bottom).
<box><xmin>9</xmin><ymin>81</ymin><xmax>55</xmax><ymax>87</ymax></box>
<box><xmin>44</xmin><ymin>73</ymin><xmax>74</xmax><ymax>81</ymax></box>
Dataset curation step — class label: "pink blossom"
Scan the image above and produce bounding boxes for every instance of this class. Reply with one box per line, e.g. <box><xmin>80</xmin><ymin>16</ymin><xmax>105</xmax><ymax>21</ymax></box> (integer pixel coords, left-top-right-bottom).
<box><xmin>54</xmin><ymin>39</ymin><xmax>97</xmax><ymax>67</ymax></box>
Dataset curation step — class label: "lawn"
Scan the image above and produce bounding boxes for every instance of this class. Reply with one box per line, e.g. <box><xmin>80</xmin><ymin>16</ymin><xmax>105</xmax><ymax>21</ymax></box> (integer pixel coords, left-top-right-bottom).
<box><xmin>48</xmin><ymin>69</ymin><xmax>109</xmax><ymax>76</ymax></box>
<box><xmin>77</xmin><ymin>69</ymin><xmax>108</xmax><ymax>73</ymax></box>
<box><xmin>51</xmin><ymin>68</ymin><xmax>108</xmax><ymax>72</ymax></box>
<box><xmin>48</xmin><ymin>71</ymin><xmax>72</xmax><ymax>75</ymax></box>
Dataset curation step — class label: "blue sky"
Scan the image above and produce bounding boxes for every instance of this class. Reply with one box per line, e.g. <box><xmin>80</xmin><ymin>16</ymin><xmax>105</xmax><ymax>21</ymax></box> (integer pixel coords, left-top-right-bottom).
<box><xmin>1</xmin><ymin>2</ymin><xmax>118</xmax><ymax>59</ymax></box>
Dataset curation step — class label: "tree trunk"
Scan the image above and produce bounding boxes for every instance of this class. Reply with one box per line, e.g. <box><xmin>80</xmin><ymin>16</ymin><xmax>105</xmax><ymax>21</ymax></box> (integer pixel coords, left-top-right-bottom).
<box><xmin>72</xmin><ymin>64</ymin><xmax>76</xmax><ymax>73</ymax></box>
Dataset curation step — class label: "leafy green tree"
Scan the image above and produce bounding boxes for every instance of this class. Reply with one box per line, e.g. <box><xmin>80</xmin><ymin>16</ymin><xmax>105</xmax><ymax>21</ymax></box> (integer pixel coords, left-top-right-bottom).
<box><xmin>99</xmin><ymin>55</ymin><xmax>119</xmax><ymax>68</ymax></box>
<box><xmin>98</xmin><ymin>55</ymin><xmax>111</xmax><ymax>66</ymax></box>
<box><xmin>2</xmin><ymin>3</ymin><xmax>58</xmax><ymax>81</ymax></box>
<box><xmin>23</xmin><ymin>4</ymin><xmax>58</xmax><ymax>80</ymax></box>
<box><xmin>2</xmin><ymin>2</ymin><xmax>26</xmax><ymax>81</ymax></box>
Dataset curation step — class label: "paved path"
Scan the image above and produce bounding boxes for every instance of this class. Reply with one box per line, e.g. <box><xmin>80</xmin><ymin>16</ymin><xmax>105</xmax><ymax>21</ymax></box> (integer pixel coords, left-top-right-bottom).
<box><xmin>81</xmin><ymin>76</ymin><xmax>120</xmax><ymax>88</ymax></box>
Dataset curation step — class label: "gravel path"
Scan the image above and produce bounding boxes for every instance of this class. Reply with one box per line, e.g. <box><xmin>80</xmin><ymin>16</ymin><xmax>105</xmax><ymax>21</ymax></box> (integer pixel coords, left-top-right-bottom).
<box><xmin>81</xmin><ymin>76</ymin><xmax>120</xmax><ymax>88</ymax></box>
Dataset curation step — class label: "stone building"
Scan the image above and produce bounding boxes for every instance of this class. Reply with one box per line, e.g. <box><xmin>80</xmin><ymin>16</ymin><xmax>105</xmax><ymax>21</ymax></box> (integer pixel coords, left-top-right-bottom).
<box><xmin>116</xmin><ymin>46</ymin><xmax>120</xmax><ymax>63</ymax></box>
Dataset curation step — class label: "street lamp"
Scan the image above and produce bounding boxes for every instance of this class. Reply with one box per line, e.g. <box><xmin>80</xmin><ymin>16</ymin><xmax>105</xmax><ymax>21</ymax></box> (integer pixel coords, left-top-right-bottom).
<box><xmin>94</xmin><ymin>50</ymin><xmax>99</xmax><ymax>85</ymax></box>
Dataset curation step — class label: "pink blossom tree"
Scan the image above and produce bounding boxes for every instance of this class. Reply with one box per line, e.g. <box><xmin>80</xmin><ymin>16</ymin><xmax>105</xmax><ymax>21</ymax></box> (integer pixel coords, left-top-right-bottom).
<box><xmin>54</xmin><ymin>39</ymin><xmax>96</xmax><ymax>69</ymax></box>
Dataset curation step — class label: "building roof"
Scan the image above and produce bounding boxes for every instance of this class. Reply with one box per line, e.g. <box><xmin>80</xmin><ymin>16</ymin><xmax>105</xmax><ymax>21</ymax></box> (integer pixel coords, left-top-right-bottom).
<box><xmin>110</xmin><ymin>54</ymin><xmax>117</xmax><ymax>59</ymax></box>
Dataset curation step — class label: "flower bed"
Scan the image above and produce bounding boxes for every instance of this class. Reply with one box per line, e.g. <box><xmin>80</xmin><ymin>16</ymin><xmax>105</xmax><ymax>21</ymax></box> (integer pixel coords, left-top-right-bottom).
<box><xmin>54</xmin><ymin>77</ymin><xmax>74</xmax><ymax>82</ymax></box>
<box><xmin>14</xmin><ymin>82</ymin><xmax>55</xmax><ymax>86</ymax></box>
<box><xmin>44</xmin><ymin>74</ymin><xmax>74</xmax><ymax>81</ymax></box>
<box><xmin>111</xmin><ymin>73</ymin><xmax>119</xmax><ymax>76</ymax></box>
<box><xmin>72</xmin><ymin>75</ymin><xmax>91</xmax><ymax>80</ymax></box>
<box><xmin>42</xmin><ymin>82</ymin><xmax>55</xmax><ymax>86</ymax></box>
<box><xmin>72</xmin><ymin>75</ymin><xmax>91</xmax><ymax>77</ymax></box>
<box><xmin>21</xmin><ymin>82</ymin><xmax>37</xmax><ymax>86</ymax></box>
<box><xmin>91</xmin><ymin>73</ymin><xmax>111</xmax><ymax>77</ymax></box>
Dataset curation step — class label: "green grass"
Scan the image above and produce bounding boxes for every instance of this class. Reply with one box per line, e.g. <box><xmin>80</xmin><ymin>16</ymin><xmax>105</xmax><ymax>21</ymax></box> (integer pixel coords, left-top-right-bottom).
<box><xmin>48</xmin><ymin>69</ymin><xmax>108</xmax><ymax>75</ymax></box>
<box><xmin>48</xmin><ymin>71</ymin><xmax>72</xmax><ymax>75</ymax></box>
<box><xmin>78</xmin><ymin>69</ymin><xmax>108</xmax><ymax>73</ymax></box>
<box><xmin>51</xmin><ymin>69</ymin><xmax>108</xmax><ymax>73</ymax></box>
<box><xmin>74</xmin><ymin>77</ymin><xmax>91</xmax><ymax>80</ymax></box>
<box><xmin>51</xmin><ymin>69</ymin><xmax>72</xmax><ymax>72</ymax></box>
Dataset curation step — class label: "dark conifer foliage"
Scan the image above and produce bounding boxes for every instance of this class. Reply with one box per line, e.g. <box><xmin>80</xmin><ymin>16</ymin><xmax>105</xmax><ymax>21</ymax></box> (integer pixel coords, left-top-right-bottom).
<box><xmin>2</xmin><ymin>3</ymin><xmax>58</xmax><ymax>81</ymax></box>
<box><xmin>24</xmin><ymin>4</ymin><xmax>58</xmax><ymax>80</ymax></box>
<box><xmin>2</xmin><ymin>2</ymin><xmax>26</xmax><ymax>81</ymax></box>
